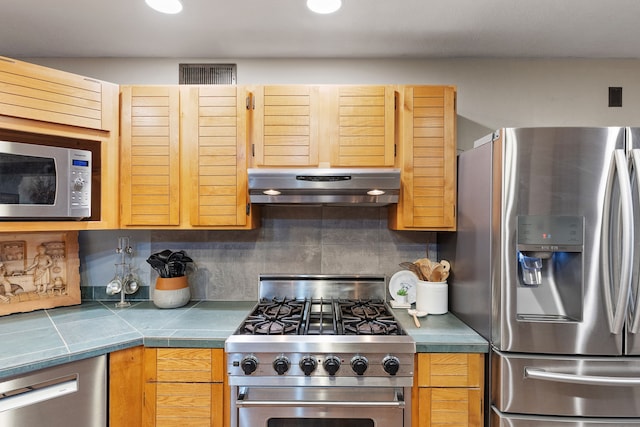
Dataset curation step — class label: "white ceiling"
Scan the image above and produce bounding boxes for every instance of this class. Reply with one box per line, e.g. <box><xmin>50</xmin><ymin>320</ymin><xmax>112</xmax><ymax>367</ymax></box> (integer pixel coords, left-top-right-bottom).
<box><xmin>4</xmin><ymin>0</ymin><xmax>640</xmax><ymax>59</ymax></box>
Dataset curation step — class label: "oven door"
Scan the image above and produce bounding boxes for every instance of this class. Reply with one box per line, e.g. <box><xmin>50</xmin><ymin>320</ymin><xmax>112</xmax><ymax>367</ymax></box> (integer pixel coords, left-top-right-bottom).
<box><xmin>233</xmin><ymin>386</ymin><xmax>407</xmax><ymax>427</ymax></box>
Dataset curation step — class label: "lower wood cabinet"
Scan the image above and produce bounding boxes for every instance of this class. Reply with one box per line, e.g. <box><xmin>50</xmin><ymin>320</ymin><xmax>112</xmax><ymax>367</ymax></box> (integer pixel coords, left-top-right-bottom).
<box><xmin>110</xmin><ymin>347</ymin><xmax>484</xmax><ymax>427</ymax></box>
<box><xmin>109</xmin><ymin>346</ymin><xmax>226</xmax><ymax>427</ymax></box>
<box><xmin>413</xmin><ymin>353</ymin><xmax>484</xmax><ymax>427</ymax></box>
<box><xmin>143</xmin><ymin>348</ymin><xmax>225</xmax><ymax>427</ymax></box>
<box><xmin>110</xmin><ymin>346</ymin><xmax>144</xmax><ymax>427</ymax></box>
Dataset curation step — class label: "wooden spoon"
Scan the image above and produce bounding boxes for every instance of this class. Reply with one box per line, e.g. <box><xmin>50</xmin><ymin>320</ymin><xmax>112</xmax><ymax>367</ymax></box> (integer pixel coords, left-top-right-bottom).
<box><xmin>430</xmin><ymin>264</ymin><xmax>444</xmax><ymax>282</ymax></box>
<box><xmin>414</xmin><ymin>258</ymin><xmax>432</xmax><ymax>281</ymax></box>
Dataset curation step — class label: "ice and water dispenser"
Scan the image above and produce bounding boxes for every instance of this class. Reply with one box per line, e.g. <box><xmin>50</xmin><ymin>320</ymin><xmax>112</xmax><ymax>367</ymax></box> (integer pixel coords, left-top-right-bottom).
<box><xmin>516</xmin><ymin>215</ymin><xmax>584</xmax><ymax>322</ymax></box>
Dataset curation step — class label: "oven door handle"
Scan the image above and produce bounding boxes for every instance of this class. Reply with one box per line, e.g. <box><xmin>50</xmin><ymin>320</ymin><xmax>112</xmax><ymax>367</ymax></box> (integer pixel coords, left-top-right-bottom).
<box><xmin>236</xmin><ymin>388</ymin><xmax>405</xmax><ymax>409</ymax></box>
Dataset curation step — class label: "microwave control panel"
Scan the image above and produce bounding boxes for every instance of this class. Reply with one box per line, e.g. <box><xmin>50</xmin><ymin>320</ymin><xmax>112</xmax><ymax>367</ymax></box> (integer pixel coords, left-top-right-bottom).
<box><xmin>70</xmin><ymin>151</ymin><xmax>91</xmax><ymax>213</ymax></box>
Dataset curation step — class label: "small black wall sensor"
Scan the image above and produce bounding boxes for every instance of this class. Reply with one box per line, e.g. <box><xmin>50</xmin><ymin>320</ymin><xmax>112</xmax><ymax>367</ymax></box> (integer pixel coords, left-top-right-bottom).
<box><xmin>609</xmin><ymin>87</ymin><xmax>623</xmax><ymax>107</ymax></box>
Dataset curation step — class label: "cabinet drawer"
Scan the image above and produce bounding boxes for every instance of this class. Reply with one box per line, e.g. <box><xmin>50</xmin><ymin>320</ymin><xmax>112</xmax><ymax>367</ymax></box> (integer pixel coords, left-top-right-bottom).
<box><xmin>417</xmin><ymin>353</ymin><xmax>484</xmax><ymax>388</ymax></box>
<box><xmin>145</xmin><ymin>348</ymin><xmax>225</xmax><ymax>383</ymax></box>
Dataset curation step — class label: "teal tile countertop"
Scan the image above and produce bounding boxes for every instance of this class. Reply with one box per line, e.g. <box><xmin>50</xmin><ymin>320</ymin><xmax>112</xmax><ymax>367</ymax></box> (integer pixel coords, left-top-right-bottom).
<box><xmin>0</xmin><ymin>301</ymin><xmax>487</xmax><ymax>379</ymax></box>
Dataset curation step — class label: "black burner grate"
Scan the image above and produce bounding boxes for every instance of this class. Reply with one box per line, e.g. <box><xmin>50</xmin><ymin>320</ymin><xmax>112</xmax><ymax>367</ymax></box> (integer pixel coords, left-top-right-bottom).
<box><xmin>238</xmin><ymin>297</ymin><xmax>403</xmax><ymax>336</ymax></box>
<box><xmin>339</xmin><ymin>299</ymin><xmax>401</xmax><ymax>335</ymax></box>
<box><xmin>241</xmin><ymin>298</ymin><xmax>304</xmax><ymax>335</ymax></box>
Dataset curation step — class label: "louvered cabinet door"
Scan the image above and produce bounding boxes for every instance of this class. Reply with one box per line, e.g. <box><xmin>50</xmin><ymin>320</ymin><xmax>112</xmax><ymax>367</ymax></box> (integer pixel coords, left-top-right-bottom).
<box><xmin>143</xmin><ymin>348</ymin><xmax>224</xmax><ymax>427</ymax></box>
<box><xmin>329</xmin><ymin>85</ymin><xmax>395</xmax><ymax>167</ymax></box>
<box><xmin>390</xmin><ymin>86</ymin><xmax>457</xmax><ymax>231</ymax></box>
<box><xmin>413</xmin><ymin>353</ymin><xmax>484</xmax><ymax>427</ymax></box>
<box><xmin>0</xmin><ymin>56</ymin><xmax>107</xmax><ymax>130</ymax></box>
<box><xmin>181</xmin><ymin>85</ymin><xmax>252</xmax><ymax>227</ymax></box>
<box><xmin>120</xmin><ymin>86</ymin><xmax>180</xmax><ymax>226</ymax></box>
<box><xmin>252</xmin><ymin>85</ymin><xmax>319</xmax><ymax>166</ymax></box>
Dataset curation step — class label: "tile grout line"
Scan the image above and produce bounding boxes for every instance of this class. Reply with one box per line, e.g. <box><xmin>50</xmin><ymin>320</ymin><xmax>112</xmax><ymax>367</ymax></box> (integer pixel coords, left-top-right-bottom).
<box><xmin>44</xmin><ymin>309</ymin><xmax>71</xmax><ymax>353</ymax></box>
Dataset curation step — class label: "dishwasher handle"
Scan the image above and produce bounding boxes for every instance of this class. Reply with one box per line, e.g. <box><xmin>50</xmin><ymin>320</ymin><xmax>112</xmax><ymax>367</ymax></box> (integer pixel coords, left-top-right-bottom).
<box><xmin>0</xmin><ymin>376</ymin><xmax>78</xmax><ymax>413</ymax></box>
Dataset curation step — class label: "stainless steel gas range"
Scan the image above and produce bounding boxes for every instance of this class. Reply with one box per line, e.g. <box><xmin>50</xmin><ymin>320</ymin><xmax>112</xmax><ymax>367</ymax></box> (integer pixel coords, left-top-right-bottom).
<box><xmin>225</xmin><ymin>275</ymin><xmax>416</xmax><ymax>427</ymax></box>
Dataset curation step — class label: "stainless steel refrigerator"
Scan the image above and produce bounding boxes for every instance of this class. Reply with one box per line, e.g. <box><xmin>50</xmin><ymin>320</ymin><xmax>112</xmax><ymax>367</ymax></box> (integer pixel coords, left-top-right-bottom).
<box><xmin>444</xmin><ymin>127</ymin><xmax>640</xmax><ymax>426</ymax></box>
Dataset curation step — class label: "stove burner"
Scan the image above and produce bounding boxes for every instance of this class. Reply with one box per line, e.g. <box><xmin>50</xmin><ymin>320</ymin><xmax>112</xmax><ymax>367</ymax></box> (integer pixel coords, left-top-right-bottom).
<box><xmin>343</xmin><ymin>318</ymin><xmax>399</xmax><ymax>335</ymax></box>
<box><xmin>242</xmin><ymin>298</ymin><xmax>304</xmax><ymax>335</ymax></box>
<box><xmin>340</xmin><ymin>299</ymin><xmax>385</xmax><ymax>318</ymax></box>
<box><xmin>340</xmin><ymin>299</ymin><xmax>400</xmax><ymax>335</ymax></box>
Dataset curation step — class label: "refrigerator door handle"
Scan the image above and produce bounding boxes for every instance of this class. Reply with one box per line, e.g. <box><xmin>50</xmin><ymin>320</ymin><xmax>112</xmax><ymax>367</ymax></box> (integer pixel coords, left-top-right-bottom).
<box><xmin>525</xmin><ymin>367</ymin><xmax>640</xmax><ymax>386</ymax></box>
<box><xmin>630</xmin><ymin>148</ymin><xmax>640</xmax><ymax>334</ymax></box>
<box><xmin>603</xmin><ymin>150</ymin><xmax>634</xmax><ymax>334</ymax></box>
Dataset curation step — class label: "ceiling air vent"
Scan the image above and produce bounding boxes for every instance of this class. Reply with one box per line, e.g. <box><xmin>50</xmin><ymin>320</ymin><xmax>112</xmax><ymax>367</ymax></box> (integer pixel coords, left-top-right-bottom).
<box><xmin>179</xmin><ymin>63</ymin><xmax>237</xmax><ymax>84</ymax></box>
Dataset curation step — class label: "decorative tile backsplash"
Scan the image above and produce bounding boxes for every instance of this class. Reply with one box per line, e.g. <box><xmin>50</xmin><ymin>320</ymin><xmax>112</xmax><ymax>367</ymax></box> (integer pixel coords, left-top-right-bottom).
<box><xmin>79</xmin><ymin>206</ymin><xmax>437</xmax><ymax>302</ymax></box>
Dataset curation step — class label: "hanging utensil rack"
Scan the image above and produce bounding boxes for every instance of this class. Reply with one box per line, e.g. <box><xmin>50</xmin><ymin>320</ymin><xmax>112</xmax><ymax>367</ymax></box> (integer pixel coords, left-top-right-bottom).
<box><xmin>110</xmin><ymin>236</ymin><xmax>138</xmax><ymax>308</ymax></box>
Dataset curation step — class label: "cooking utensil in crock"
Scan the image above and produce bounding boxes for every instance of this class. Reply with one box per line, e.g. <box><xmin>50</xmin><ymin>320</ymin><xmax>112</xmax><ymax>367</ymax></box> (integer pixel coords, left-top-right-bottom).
<box><xmin>147</xmin><ymin>256</ymin><xmax>168</xmax><ymax>278</ymax></box>
<box><xmin>408</xmin><ymin>308</ymin><xmax>427</xmax><ymax>328</ymax></box>
<box><xmin>399</xmin><ymin>261</ymin><xmax>422</xmax><ymax>280</ymax></box>
<box><xmin>429</xmin><ymin>263</ymin><xmax>445</xmax><ymax>282</ymax></box>
<box><xmin>414</xmin><ymin>258</ymin><xmax>433</xmax><ymax>281</ymax></box>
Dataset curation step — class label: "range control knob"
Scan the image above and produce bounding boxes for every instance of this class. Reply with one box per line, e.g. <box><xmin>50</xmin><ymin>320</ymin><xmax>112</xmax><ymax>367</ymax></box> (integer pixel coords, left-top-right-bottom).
<box><xmin>299</xmin><ymin>356</ymin><xmax>318</xmax><ymax>376</ymax></box>
<box><xmin>240</xmin><ymin>355</ymin><xmax>258</xmax><ymax>375</ymax></box>
<box><xmin>273</xmin><ymin>356</ymin><xmax>291</xmax><ymax>375</ymax></box>
<box><xmin>382</xmin><ymin>355</ymin><xmax>401</xmax><ymax>376</ymax></box>
<box><xmin>323</xmin><ymin>356</ymin><xmax>341</xmax><ymax>376</ymax></box>
<box><xmin>350</xmin><ymin>355</ymin><xmax>369</xmax><ymax>376</ymax></box>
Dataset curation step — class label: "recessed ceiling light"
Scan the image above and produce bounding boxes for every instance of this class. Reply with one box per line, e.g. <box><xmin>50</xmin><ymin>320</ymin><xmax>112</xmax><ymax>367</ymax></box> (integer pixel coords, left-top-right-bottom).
<box><xmin>145</xmin><ymin>0</ymin><xmax>183</xmax><ymax>14</ymax></box>
<box><xmin>307</xmin><ymin>0</ymin><xmax>342</xmax><ymax>14</ymax></box>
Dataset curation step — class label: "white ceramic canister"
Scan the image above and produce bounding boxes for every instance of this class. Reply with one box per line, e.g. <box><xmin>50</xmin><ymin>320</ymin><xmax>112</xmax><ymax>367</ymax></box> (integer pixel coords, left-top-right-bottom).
<box><xmin>415</xmin><ymin>280</ymin><xmax>448</xmax><ymax>315</ymax></box>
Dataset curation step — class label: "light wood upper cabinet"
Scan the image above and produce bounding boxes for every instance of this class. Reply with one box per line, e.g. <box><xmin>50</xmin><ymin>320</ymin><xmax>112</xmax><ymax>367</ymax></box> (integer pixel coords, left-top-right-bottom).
<box><xmin>329</xmin><ymin>85</ymin><xmax>395</xmax><ymax>167</ymax></box>
<box><xmin>120</xmin><ymin>86</ymin><xmax>181</xmax><ymax>226</ymax></box>
<box><xmin>251</xmin><ymin>85</ymin><xmax>395</xmax><ymax>168</ymax></box>
<box><xmin>390</xmin><ymin>85</ymin><xmax>457</xmax><ymax>231</ymax></box>
<box><xmin>413</xmin><ymin>353</ymin><xmax>484</xmax><ymax>427</ymax></box>
<box><xmin>0</xmin><ymin>57</ymin><xmax>120</xmax><ymax>232</ymax></box>
<box><xmin>181</xmin><ymin>85</ymin><xmax>253</xmax><ymax>228</ymax></box>
<box><xmin>0</xmin><ymin>56</ymin><xmax>110</xmax><ymax>131</ymax></box>
<box><xmin>251</xmin><ymin>85</ymin><xmax>320</xmax><ymax>167</ymax></box>
<box><xmin>120</xmin><ymin>85</ymin><xmax>257</xmax><ymax>229</ymax></box>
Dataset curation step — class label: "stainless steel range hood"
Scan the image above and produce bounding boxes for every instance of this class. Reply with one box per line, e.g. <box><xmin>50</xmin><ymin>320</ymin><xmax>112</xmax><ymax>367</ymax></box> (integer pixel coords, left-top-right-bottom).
<box><xmin>248</xmin><ymin>168</ymin><xmax>401</xmax><ymax>206</ymax></box>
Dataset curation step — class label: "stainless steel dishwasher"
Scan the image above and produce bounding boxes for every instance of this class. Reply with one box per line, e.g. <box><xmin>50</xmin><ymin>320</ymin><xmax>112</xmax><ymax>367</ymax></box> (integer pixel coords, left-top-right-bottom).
<box><xmin>0</xmin><ymin>355</ymin><xmax>106</xmax><ymax>427</ymax></box>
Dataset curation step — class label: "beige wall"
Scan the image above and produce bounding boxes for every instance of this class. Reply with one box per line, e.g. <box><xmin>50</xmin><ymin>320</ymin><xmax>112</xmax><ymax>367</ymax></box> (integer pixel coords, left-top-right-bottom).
<box><xmin>26</xmin><ymin>57</ymin><xmax>640</xmax><ymax>150</ymax></box>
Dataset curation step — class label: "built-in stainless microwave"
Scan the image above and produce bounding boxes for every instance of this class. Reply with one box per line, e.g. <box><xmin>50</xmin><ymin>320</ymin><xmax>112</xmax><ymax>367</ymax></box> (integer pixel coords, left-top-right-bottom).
<box><xmin>0</xmin><ymin>140</ymin><xmax>91</xmax><ymax>220</ymax></box>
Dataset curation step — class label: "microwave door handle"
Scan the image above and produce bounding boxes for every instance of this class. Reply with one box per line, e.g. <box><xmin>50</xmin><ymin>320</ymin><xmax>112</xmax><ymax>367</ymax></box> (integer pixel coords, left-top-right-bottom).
<box><xmin>629</xmin><ymin>149</ymin><xmax>640</xmax><ymax>334</ymax></box>
<box><xmin>525</xmin><ymin>367</ymin><xmax>640</xmax><ymax>386</ymax></box>
<box><xmin>605</xmin><ymin>150</ymin><xmax>634</xmax><ymax>334</ymax></box>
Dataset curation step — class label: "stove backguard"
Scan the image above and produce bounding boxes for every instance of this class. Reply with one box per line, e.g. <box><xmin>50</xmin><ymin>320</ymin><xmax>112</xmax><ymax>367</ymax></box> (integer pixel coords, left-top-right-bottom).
<box><xmin>257</xmin><ymin>274</ymin><xmax>387</xmax><ymax>301</ymax></box>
